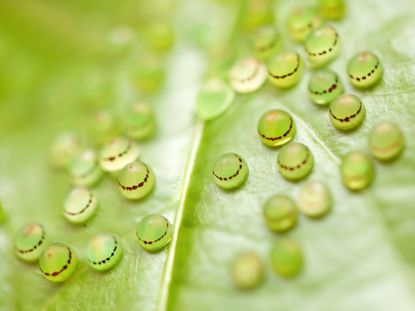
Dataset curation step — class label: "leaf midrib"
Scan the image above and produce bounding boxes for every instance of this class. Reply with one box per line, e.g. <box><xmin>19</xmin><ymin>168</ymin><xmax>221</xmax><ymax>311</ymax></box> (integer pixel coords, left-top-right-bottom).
<box><xmin>156</xmin><ymin>121</ymin><xmax>205</xmax><ymax>311</ymax></box>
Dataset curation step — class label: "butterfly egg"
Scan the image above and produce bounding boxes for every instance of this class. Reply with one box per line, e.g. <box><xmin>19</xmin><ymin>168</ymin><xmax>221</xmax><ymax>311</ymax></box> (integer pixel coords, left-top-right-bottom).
<box><xmin>252</xmin><ymin>26</ymin><xmax>282</xmax><ymax>61</ymax></box>
<box><xmin>39</xmin><ymin>243</ymin><xmax>78</xmax><ymax>282</ymax></box>
<box><xmin>298</xmin><ymin>181</ymin><xmax>332</xmax><ymax>218</ymax></box>
<box><xmin>288</xmin><ymin>7</ymin><xmax>322</xmax><ymax>42</ymax></box>
<box><xmin>212</xmin><ymin>153</ymin><xmax>249</xmax><ymax>190</ymax></box>
<box><xmin>136</xmin><ymin>214</ymin><xmax>173</xmax><ymax>252</ymax></box>
<box><xmin>14</xmin><ymin>223</ymin><xmax>48</xmax><ymax>262</ymax></box>
<box><xmin>277</xmin><ymin>142</ymin><xmax>314</xmax><ymax>181</ymax></box>
<box><xmin>99</xmin><ymin>137</ymin><xmax>140</xmax><ymax>172</ymax></box>
<box><xmin>122</xmin><ymin>102</ymin><xmax>157</xmax><ymax>141</ymax></box>
<box><xmin>49</xmin><ymin>132</ymin><xmax>81</xmax><ymax>169</ymax></box>
<box><xmin>90</xmin><ymin>110</ymin><xmax>120</xmax><ymax>145</ymax></box>
<box><xmin>117</xmin><ymin>161</ymin><xmax>155</xmax><ymax>200</ymax></box>
<box><xmin>106</xmin><ymin>26</ymin><xmax>135</xmax><ymax>59</ymax></box>
<box><xmin>257</xmin><ymin>109</ymin><xmax>296</xmax><ymax>147</ymax></box>
<box><xmin>69</xmin><ymin>150</ymin><xmax>103</xmax><ymax>187</ymax></box>
<box><xmin>347</xmin><ymin>51</ymin><xmax>383</xmax><ymax>89</ymax></box>
<box><xmin>134</xmin><ymin>54</ymin><xmax>165</xmax><ymax>93</ymax></box>
<box><xmin>318</xmin><ymin>0</ymin><xmax>345</xmax><ymax>20</ymax></box>
<box><xmin>228</xmin><ymin>57</ymin><xmax>267</xmax><ymax>94</ymax></box>
<box><xmin>341</xmin><ymin>151</ymin><xmax>375</xmax><ymax>191</ymax></box>
<box><xmin>308</xmin><ymin>69</ymin><xmax>344</xmax><ymax>105</ymax></box>
<box><xmin>86</xmin><ymin>233</ymin><xmax>123</xmax><ymax>272</ymax></box>
<box><xmin>368</xmin><ymin>121</ymin><xmax>405</xmax><ymax>161</ymax></box>
<box><xmin>268</xmin><ymin>51</ymin><xmax>304</xmax><ymax>88</ymax></box>
<box><xmin>63</xmin><ymin>187</ymin><xmax>98</xmax><ymax>224</ymax></box>
<box><xmin>83</xmin><ymin>73</ymin><xmax>113</xmax><ymax>109</ymax></box>
<box><xmin>329</xmin><ymin>94</ymin><xmax>365</xmax><ymax>131</ymax></box>
<box><xmin>304</xmin><ymin>25</ymin><xmax>340</xmax><ymax>68</ymax></box>
<box><xmin>242</xmin><ymin>0</ymin><xmax>275</xmax><ymax>32</ymax></box>
<box><xmin>196</xmin><ymin>79</ymin><xmax>235</xmax><ymax>121</ymax></box>
<box><xmin>263</xmin><ymin>194</ymin><xmax>298</xmax><ymax>233</ymax></box>
<box><xmin>270</xmin><ymin>238</ymin><xmax>303</xmax><ymax>278</ymax></box>
<box><xmin>143</xmin><ymin>22</ymin><xmax>174</xmax><ymax>53</ymax></box>
<box><xmin>231</xmin><ymin>251</ymin><xmax>264</xmax><ymax>289</ymax></box>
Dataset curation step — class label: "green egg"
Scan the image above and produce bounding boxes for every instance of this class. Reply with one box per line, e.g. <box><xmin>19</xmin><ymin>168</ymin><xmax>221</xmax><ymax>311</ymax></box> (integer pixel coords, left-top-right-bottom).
<box><xmin>50</xmin><ymin>132</ymin><xmax>80</xmax><ymax>169</ymax></box>
<box><xmin>86</xmin><ymin>233</ymin><xmax>123</xmax><ymax>272</ymax></box>
<box><xmin>288</xmin><ymin>7</ymin><xmax>322</xmax><ymax>42</ymax></box>
<box><xmin>308</xmin><ymin>69</ymin><xmax>344</xmax><ymax>105</ymax></box>
<box><xmin>212</xmin><ymin>153</ymin><xmax>249</xmax><ymax>189</ymax></box>
<box><xmin>252</xmin><ymin>26</ymin><xmax>282</xmax><ymax>61</ymax></box>
<box><xmin>298</xmin><ymin>181</ymin><xmax>332</xmax><ymax>218</ymax></box>
<box><xmin>243</xmin><ymin>0</ymin><xmax>275</xmax><ymax>32</ymax></box>
<box><xmin>123</xmin><ymin>102</ymin><xmax>156</xmax><ymax>140</ymax></box>
<box><xmin>39</xmin><ymin>243</ymin><xmax>78</xmax><ymax>283</ymax></box>
<box><xmin>341</xmin><ymin>151</ymin><xmax>375</xmax><ymax>191</ymax></box>
<box><xmin>263</xmin><ymin>195</ymin><xmax>298</xmax><ymax>233</ymax></box>
<box><xmin>136</xmin><ymin>214</ymin><xmax>173</xmax><ymax>252</ymax></box>
<box><xmin>329</xmin><ymin>94</ymin><xmax>365</xmax><ymax>131</ymax></box>
<box><xmin>347</xmin><ymin>51</ymin><xmax>383</xmax><ymax>89</ymax></box>
<box><xmin>63</xmin><ymin>187</ymin><xmax>98</xmax><ymax>224</ymax></box>
<box><xmin>304</xmin><ymin>25</ymin><xmax>340</xmax><ymax>68</ymax></box>
<box><xmin>144</xmin><ymin>22</ymin><xmax>174</xmax><ymax>53</ymax></box>
<box><xmin>83</xmin><ymin>74</ymin><xmax>112</xmax><ymax>109</ymax></box>
<box><xmin>318</xmin><ymin>0</ymin><xmax>345</xmax><ymax>20</ymax></box>
<box><xmin>196</xmin><ymin>79</ymin><xmax>235</xmax><ymax>121</ymax></box>
<box><xmin>257</xmin><ymin>109</ymin><xmax>296</xmax><ymax>147</ymax></box>
<box><xmin>99</xmin><ymin>137</ymin><xmax>140</xmax><ymax>172</ymax></box>
<box><xmin>228</xmin><ymin>57</ymin><xmax>267</xmax><ymax>94</ymax></box>
<box><xmin>368</xmin><ymin>121</ymin><xmax>405</xmax><ymax>161</ymax></box>
<box><xmin>14</xmin><ymin>223</ymin><xmax>48</xmax><ymax>262</ymax></box>
<box><xmin>268</xmin><ymin>51</ymin><xmax>304</xmax><ymax>88</ymax></box>
<box><xmin>90</xmin><ymin>110</ymin><xmax>120</xmax><ymax>145</ymax></box>
<box><xmin>231</xmin><ymin>251</ymin><xmax>264</xmax><ymax>289</ymax></box>
<box><xmin>277</xmin><ymin>142</ymin><xmax>314</xmax><ymax>181</ymax></box>
<box><xmin>134</xmin><ymin>54</ymin><xmax>165</xmax><ymax>93</ymax></box>
<box><xmin>270</xmin><ymin>238</ymin><xmax>303</xmax><ymax>278</ymax></box>
<box><xmin>117</xmin><ymin>161</ymin><xmax>155</xmax><ymax>200</ymax></box>
<box><xmin>105</xmin><ymin>26</ymin><xmax>134</xmax><ymax>59</ymax></box>
<box><xmin>70</xmin><ymin>150</ymin><xmax>103</xmax><ymax>187</ymax></box>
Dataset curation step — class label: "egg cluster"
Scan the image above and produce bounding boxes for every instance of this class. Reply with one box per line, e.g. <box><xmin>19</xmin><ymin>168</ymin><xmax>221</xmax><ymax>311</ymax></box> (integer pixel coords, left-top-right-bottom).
<box><xmin>190</xmin><ymin>0</ymin><xmax>404</xmax><ymax>288</ymax></box>
<box><xmin>12</xmin><ymin>22</ymin><xmax>176</xmax><ymax>282</ymax></box>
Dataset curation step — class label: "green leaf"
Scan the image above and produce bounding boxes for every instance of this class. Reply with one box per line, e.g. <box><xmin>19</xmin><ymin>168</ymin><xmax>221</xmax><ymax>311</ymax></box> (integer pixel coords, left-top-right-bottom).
<box><xmin>1</xmin><ymin>0</ymin><xmax>415</xmax><ymax>311</ymax></box>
